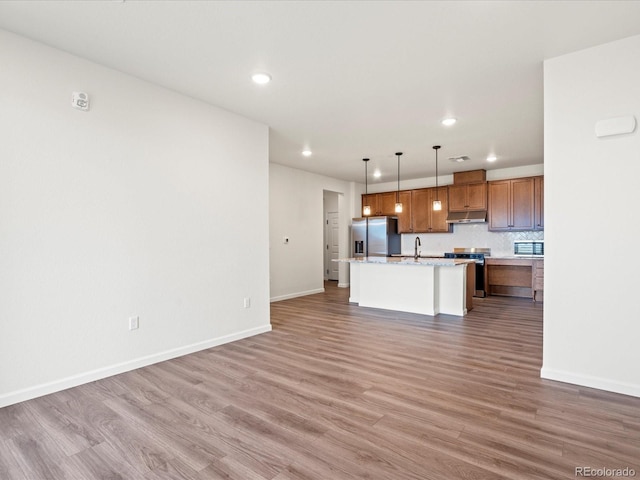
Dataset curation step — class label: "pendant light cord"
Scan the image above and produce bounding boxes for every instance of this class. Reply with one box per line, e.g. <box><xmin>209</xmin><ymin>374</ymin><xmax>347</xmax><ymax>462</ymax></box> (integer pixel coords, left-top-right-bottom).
<box><xmin>433</xmin><ymin>145</ymin><xmax>441</xmax><ymax>201</ymax></box>
<box><xmin>364</xmin><ymin>158</ymin><xmax>368</xmax><ymax>196</ymax></box>
<box><xmin>396</xmin><ymin>152</ymin><xmax>402</xmax><ymax>203</ymax></box>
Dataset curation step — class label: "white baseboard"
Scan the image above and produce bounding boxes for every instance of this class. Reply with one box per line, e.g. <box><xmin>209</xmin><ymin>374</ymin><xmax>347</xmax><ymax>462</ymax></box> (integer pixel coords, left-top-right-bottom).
<box><xmin>338</xmin><ymin>283</ymin><xmax>350</xmax><ymax>288</ymax></box>
<box><xmin>0</xmin><ymin>324</ymin><xmax>272</xmax><ymax>408</ymax></box>
<box><xmin>540</xmin><ymin>367</ymin><xmax>640</xmax><ymax>398</ymax></box>
<box><xmin>270</xmin><ymin>288</ymin><xmax>325</xmax><ymax>302</ymax></box>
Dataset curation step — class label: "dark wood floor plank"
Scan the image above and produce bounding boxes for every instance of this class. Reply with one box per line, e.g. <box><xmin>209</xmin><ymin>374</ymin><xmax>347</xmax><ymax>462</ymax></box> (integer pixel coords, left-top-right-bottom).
<box><xmin>3</xmin><ymin>432</ymin><xmax>68</xmax><ymax>480</ymax></box>
<box><xmin>0</xmin><ymin>404</ymin><xmax>33</xmax><ymax>443</ymax></box>
<box><xmin>144</xmin><ymin>456</ymin><xmax>203</xmax><ymax>480</ymax></box>
<box><xmin>22</xmin><ymin>391</ymin><xmax>104</xmax><ymax>457</ymax></box>
<box><xmin>196</xmin><ymin>455</ymin><xmax>270</xmax><ymax>480</ymax></box>
<box><xmin>101</xmin><ymin>395</ymin><xmax>226</xmax><ymax>472</ymax></box>
<box><xmin>62</xmin><ymin>440</ymin><xmax>147</xmax><ymax>480</ymax></box>
<box><xmin>1</xmin><ymin>282</ymin><xmax>639</xmax><ymax>479</ymax></box>
<box><xmin>0</xmin><ymin>440</ymin><xmax>30</xmax><ymax>480</ymax></box>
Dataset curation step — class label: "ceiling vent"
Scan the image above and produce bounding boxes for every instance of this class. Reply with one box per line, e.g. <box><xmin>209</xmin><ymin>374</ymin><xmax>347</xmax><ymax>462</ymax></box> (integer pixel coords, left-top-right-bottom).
<box><xmin>448</xmin><ymin>155</ymin><xmax>470</xmax><ymax>163</ymax></box>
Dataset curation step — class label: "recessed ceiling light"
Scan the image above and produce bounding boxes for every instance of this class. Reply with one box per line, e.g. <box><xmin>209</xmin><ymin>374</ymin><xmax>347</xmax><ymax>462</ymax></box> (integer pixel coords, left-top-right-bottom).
<box><xmin>441</xmin><ymin>117</ymin><xmax>457</xmax><ymax>126</ymax></box>
<box><xmin>373</xmin><ymin>169</ymin><xmax>381</xmax><ymax>178</ymax></box>
<box><xmin>302</xmin><ymin>150</ymin><xmax>312</xmax><ymax>157</ymax></box>
<box><xmin>486</xmin><ymin>155</ymin><xmax>497</xmax><ymax>162</ymax></box>
<box><xmin>251</xmin><ymin>73</ymin><xmax>271</xmax><ymax>85</ymax></box>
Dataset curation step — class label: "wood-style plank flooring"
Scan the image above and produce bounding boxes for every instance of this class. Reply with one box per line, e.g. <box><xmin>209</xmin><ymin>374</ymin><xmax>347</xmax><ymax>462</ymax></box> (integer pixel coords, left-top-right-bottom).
<box><xmin>1</xmin><ymin>282</ymin><xmax>639</xmax><ymax>479</ymax></box>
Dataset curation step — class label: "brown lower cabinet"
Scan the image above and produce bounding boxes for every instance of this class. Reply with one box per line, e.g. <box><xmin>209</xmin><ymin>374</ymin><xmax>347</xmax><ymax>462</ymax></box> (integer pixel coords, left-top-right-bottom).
<box><xmin>533</xmin><ymin>259</ymin><xmax>544</xmax><ymax>301</ymax></box>
<box><xmin>485</xmin><ymin>258</ymin><xmax>543</xmax><ymax>301</ymax></box>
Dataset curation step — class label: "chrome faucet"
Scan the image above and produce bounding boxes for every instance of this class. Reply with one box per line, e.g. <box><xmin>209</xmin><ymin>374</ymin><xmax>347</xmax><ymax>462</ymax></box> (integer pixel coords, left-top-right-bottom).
<box><xmin>414</xmin><ymin>236</ymin><xmax>421</xmax><ymax>259</ymax></box>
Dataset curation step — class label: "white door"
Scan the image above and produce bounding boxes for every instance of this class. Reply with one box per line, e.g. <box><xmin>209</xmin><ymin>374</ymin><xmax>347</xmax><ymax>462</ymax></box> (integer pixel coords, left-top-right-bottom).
<box><xmin>325</xmin><ymin>211</ymin><xmax>340</xmax><ymax>281</ymax></box>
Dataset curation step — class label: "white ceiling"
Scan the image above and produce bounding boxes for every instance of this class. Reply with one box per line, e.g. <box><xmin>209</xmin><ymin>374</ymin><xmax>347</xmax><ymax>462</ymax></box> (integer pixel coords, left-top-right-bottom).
<box><xmin>2</xmin><ymin>1</ymin><xmax>640</xmax><ymax>183</ymax></box>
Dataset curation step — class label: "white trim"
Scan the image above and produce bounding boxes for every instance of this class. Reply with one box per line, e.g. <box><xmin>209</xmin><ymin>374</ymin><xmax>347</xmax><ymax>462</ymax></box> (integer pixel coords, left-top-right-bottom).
<box><xmin>0</xmin><ymin>325</ymin><xmax>272</xmax><ymax>408</ymax></box>
<box><xmin>338</xmin><ymin>282</ymin><xmax>350</xmax><ymax>288</ymax></box>
<box><xmin>270</xmin><ymin>288</ymin><xmax>325</xmax><ymax>302</ymax></box>
<box><xmin>540</xmin><ymin>367</ymin><xmax>640</xmax><ymax>398</ymax></box>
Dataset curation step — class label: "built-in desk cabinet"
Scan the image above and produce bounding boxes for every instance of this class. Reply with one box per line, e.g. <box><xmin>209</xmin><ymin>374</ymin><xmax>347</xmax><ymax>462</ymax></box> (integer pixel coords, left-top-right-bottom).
<box><xmin>485</xmin><ymin>257</ymin><xmax>543</xmax><ymax>301</ymax></box>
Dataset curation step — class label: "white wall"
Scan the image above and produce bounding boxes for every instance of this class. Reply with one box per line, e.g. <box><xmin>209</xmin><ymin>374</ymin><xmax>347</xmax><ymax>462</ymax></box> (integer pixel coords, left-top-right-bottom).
<box><xmin>542</xmin><ymin>35</ymin><xmax>640</xmax><ymax>397</ymax></box>
<box><xmin>0</xmin><ymin>30</ymin><xmax>271</xmax><ymax>407</ymax></box>
<box><xmin>270</xmin><ymin>163</ymin><xmax>358</xmax><ymax>300</ymax></box>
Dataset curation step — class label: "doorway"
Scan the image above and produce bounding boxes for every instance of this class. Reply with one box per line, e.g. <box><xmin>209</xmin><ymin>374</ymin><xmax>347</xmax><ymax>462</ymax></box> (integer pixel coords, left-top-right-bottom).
<box><xmin>323</xmin><ymin>190</ymin><xmax>341</xmax><ymax>282</ymax></box>
<box><xmin>325</xmin><ymin>211</ymin><xmax>340</xmax><ymax>280</ymax></box>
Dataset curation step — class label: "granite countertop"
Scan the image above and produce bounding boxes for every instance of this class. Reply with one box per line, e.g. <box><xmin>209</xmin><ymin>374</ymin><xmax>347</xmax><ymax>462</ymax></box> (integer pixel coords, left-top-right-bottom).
<box><xmin>335</xmin><ymin>257</ymin><xmax>475</xmax><ymax>266</ymax></box>
<box><xmin>488</xmin><ymin>255</ymin><xmax>544</xmax><ymax>260</ymax></box>
<box><xmin>390</xmin><ymin>254</ymin><xmax>445</xmax><ymax>259</ymax></box>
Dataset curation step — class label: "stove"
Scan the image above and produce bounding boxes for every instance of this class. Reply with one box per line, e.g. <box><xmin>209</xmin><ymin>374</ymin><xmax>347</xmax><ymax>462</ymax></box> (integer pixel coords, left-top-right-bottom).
<box><xmin>444</xmin><ymin>248</ymin><xmax>491</xmax><ymax>297</ymax></box>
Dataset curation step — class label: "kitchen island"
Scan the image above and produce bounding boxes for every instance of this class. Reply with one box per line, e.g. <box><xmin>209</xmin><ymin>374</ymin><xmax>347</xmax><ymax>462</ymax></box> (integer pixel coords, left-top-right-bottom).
<box><xmin>338</xmin><ymin>257</ymin><xmax>475</xmax><ymax>316</ymax></box>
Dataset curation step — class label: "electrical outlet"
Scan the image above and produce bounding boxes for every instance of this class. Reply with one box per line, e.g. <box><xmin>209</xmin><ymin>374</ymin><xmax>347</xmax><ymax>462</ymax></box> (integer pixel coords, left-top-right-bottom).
<box><xmin>243</xmin><ymin>297</ymin><xmax>251</xmax><ymax>309</ymax></box>
<box><xmin>129</xmin><ymin>316</ymin><xmax>139</xmax><ymax>330</ymax></box>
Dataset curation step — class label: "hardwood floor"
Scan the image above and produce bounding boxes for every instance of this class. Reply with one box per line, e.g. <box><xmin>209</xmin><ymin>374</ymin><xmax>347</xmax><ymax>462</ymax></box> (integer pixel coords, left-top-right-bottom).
<box><xmin>1</xmin><ymin>281</ymin><xmax>639</xmax><ymax>479</ymax></box>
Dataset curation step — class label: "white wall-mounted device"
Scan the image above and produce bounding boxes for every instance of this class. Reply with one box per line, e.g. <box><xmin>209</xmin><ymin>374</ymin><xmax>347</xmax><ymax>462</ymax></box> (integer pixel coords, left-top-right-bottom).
<box><xmin>595</xmin><ymin>115</ymin><xmax>636</xmax><ymax>137</ymax></box>
<box><xmin>71</xmin><ymin>91</ymin><xmax>90</xmax><ymax>111</ymax></box>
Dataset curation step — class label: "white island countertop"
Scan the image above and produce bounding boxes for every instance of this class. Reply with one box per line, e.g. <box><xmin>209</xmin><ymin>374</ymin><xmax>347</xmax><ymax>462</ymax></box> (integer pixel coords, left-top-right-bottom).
<box><xmin>338</xmin><ymin>257</ymin><xmax>474</xmax><ymax>316</ymax></box>
<box><xmin>336</xmin><ymin>257</ymin><xmax>475</xmax><ymax>267</ymax></box>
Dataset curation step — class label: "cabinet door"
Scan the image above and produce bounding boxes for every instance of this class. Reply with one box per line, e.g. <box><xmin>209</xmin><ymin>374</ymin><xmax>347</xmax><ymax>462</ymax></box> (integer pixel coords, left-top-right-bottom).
<box><xmin>488</xmin><ymin>180</ymin><xmax>511</xmax><ymax>231</ymax></box>
<box><xmin>411</xmin><ymin>188</ymin><xmax>431</xmax><ymax>232</ymax></box>
<box><xmin>378</xmin><ymin>192</ymin><xmax>398</xmax><ymax>216</ymax></box>
<box><xmin>534</xmin><ymin>176</ymin><xmax>544</xmax><ymax>230</ymax></box>
<box><xmin>467</xmin><ymin>183</ymin><xmax>487</xmax><ymax>210</ymax></box>
<box><xmin>362</xmin><ymin>194</ymin><xmax>377</xmax><ymax>216</ymax></box>
<box><xmin>511</xmin><ymin>178</ymin><xmax>535</xmax><ymax>230</ymax></box>
<box><xmin>533</xmin><ymin>259</ymin><xmax>544</xmax><ymax>301</ymax></box>
<box><xmin>447</xmin><ymin>185</ymin><xmax>468</xmax><ymax>212</ymax></box>
<box><xmin>430</xmin><ymin>187</ymin><xmax>451</xmax><ymax>233</ymax></box>
<box><xmin>397</xmin><ymin>191</ymin><xmax>413</xmax><ymax>233</ymax></box>
<box><xmin>448</xmin><ymin>183</ymin><xmax>487</xmax><ymax>211</ymax></box>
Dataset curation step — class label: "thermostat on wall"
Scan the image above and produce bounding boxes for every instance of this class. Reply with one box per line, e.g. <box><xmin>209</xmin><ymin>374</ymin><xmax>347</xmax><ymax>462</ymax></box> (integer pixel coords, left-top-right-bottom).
<box><xmin>71</xmin><ymin>91</ymin><xmax>90</xmax><ymax>111</ymax></box>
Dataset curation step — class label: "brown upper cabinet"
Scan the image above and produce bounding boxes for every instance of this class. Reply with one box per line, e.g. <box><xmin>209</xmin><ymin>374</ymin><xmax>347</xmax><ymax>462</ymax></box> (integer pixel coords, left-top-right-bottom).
<box><xmin>363</xmin><ymin>172</ymin><xmax>543</xmax><ymax>234</ymax></box>
<box><xmin>361</xmin><ymin>192</ymin><xmax>397</xmax><ymax>216</ymax></box>
<box><xmin>534</xmin><ymin>176</ymin><xmax>544</xmax><ymax>230</ymax></box>
<box><xmin>362</xmin><ymin>190</ymin><xmax>412</xmax><ymax>232</ymax></box>
<box><xmin>411</xmin><ymin>187</ymin><xmax>451</xmax><ymax>233</ymax></box>
<box><xmin>448</xmin><ymin>183</ymin><xmax>487</xmax><ymax>212</ymax></box>
<box><xmin>488</xmin><ymin>177</ymin><xmax>537</xmax><ymax>231</ymax></box>
<box><xmin>395</xmin><ymin>190</ymin><xmax>413</xmax><ymax>233</ymax></box>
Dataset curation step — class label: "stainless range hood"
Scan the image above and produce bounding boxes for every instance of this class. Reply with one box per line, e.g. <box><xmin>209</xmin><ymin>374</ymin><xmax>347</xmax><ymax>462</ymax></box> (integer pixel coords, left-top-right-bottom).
<box><xmin>446</xmin><ymin>210</ymin><xmax>487</xmax><ymax>224</ymax></box>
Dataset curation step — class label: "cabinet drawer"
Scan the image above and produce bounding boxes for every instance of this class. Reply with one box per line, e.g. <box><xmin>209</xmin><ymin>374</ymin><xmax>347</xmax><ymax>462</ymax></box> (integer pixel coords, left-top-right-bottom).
<box><xmin>488</xmin><ymin>265</ymin><xmax>532</xmax><ymax>287</ymax></box>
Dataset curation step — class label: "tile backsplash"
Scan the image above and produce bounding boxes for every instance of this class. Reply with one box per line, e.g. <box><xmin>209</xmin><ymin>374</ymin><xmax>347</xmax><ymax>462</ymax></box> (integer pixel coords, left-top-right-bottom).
<box><xmin>401</xmin><ymin>223</ymin><xmax>544</xmax><ymax>257</ymax></box>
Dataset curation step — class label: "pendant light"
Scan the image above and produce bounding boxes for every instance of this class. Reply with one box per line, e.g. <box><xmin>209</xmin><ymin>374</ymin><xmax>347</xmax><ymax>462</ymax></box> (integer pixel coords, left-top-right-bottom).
<box><xmin>395</xmin><ymin>152</ymin><xmax>403</xmax><ymax>213</ymax></box>
<box><xmin>432</xmin><ymin>145</ymin><xmax>442</xmax><ymax>211</ymax></box>
<box><xmin>362</xmin><ymin>158</ymin><xmax>372</xmax><ymax>216</ymax></box>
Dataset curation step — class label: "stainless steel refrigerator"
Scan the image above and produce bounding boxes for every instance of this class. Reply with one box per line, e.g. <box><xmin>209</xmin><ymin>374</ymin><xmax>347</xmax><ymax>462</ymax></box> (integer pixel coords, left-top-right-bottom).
<box><xmin>352</xmin><ymin>216</ymin><xmax>401</xmax><ymax>257</ymax></box>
